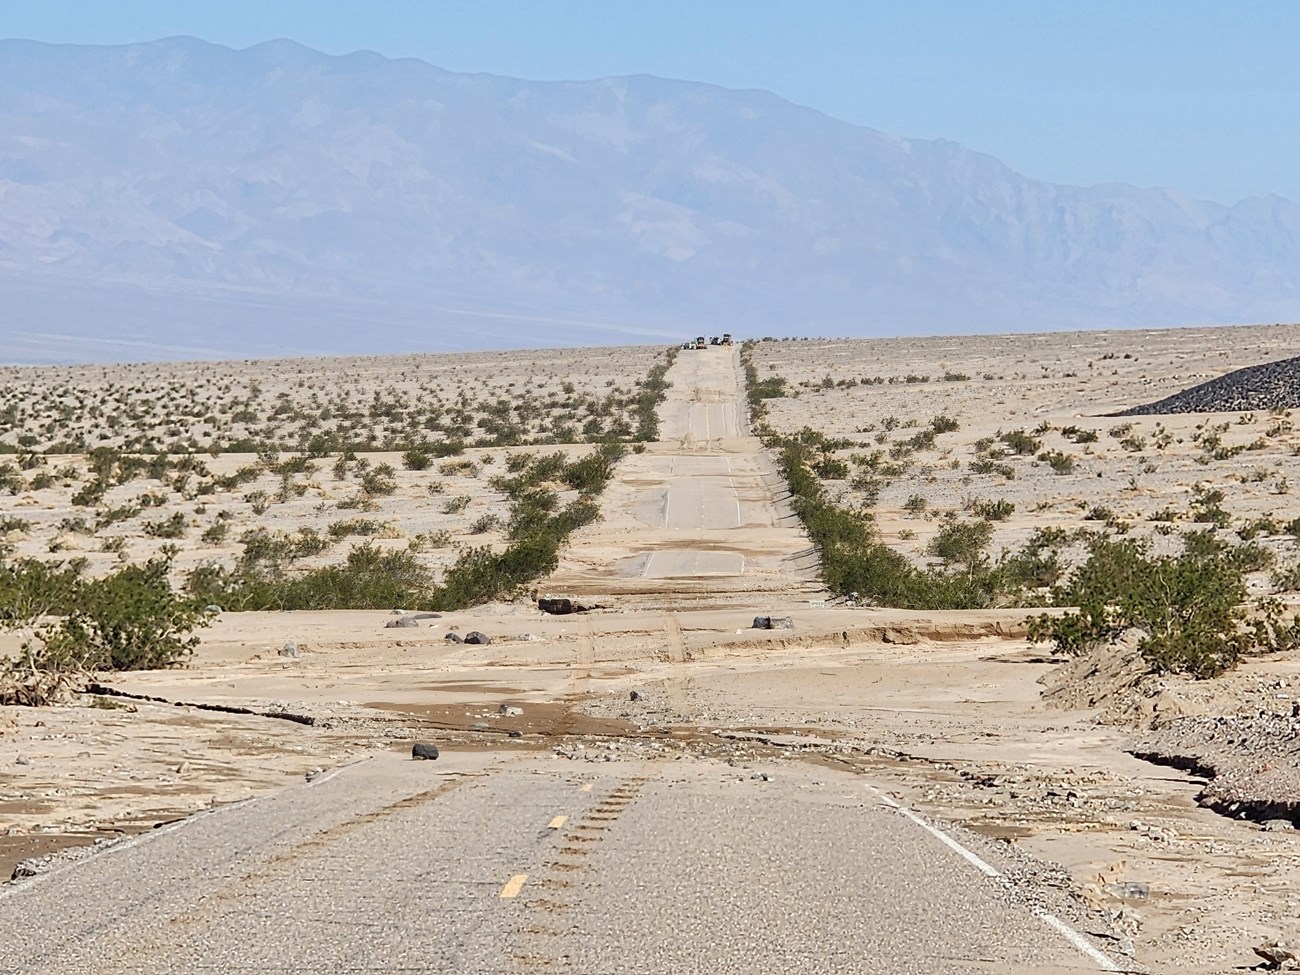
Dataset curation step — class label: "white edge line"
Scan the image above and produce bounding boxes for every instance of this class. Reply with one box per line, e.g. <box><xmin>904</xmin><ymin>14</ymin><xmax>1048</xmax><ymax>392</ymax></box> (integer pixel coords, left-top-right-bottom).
<box><xmin>0</xmin><ymin>755</ymin><xmax>376</xmax><ymax>902</ymax></box>
<box><xmin>863</xmin><ymin>783</ymin><xmax>1122</xmax><ymax>972</ymax></box>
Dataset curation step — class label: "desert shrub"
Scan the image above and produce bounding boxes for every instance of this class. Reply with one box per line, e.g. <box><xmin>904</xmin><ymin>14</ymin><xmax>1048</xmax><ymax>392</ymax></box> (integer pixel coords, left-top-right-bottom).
<box><xmin>971</xmin><ymin>498</ymin><xmax>1015</xmax><ymax>521</ymax></box>
<box><xmin>929</xmin><ymin>414</ymin><xmax>960</xmax><ymax>434</ymax></box>
<box><xmin>926</xmin><ymin>519</ymin><xmax>994</xmax><ymax>569</ymax></box>
<box><xmin>71</xmin><ymin>478</ymin><xmax>109</xmax><ymax>507</ymax></box>
<box><xmin>1038</xmin><ymin>450</ymin><xmax>1076</xmax><ymax>474</ymax></box>
<box><xmin>328</xmin><ymin>519</ymin><xmax>385</xmax><ymax>540</ymax></box>
<box><xmin>999</xmin><ymin>429</ymin><xmax>1040</xmax><ymax>455</ymax></box>
<box><xmin>1271</xmin><ymin>564</ymin><xmax>1300</xmax><ymax>594</ymax></box>
<box><xmin>1061</xmin><ymin>426</ymin><xmax>1099</xmax><ymax>444</ymax></box>
<box><xmin>469</xmin><ymin>514</ymin><xmax>503</xmax><ymax>534</ymax></box>
<box><xmin>1027</xmin><ymin>533</ymin><xmax>1300</xmax><ymax>678</ymax></box>
<box><xmin>202</xmin><ymin>522</ymin><xmax>229</xmax><ymax>545</ymax></box>
<box><xmin>190</xmin><ymin>544</ymin><xmax>436</xmax><ymax>612</ymax></box>
<box><xmin>360</xmin><ymin>463</ymin><xmax>397</xmax><ymax>496</ymax></box>
<box><xmin>143</xmin><ymin>512</ymin><xmax>187</xmax><ymax>539</ymax></box>
<box><xmin>561</xmin><ymin>445</ymin><xmax>623</xmax><ymax>491</ymax></box>
<box><xmin>633</xmin><ymin>350</ymin><xmax>676</xmax><ymax>442</ymax></box>
<box><xmin>442</xmin><ymin>495</ymin><xmax>471</xmax><ymax>514</ymax></box>
<box><xmin>813</xmin><ymin>456</ymin><xmax>850</xmax><ymax>479</ymax></box>
<box><xmin>1</xmin><ymin>556</ymin><xmax>207</xmax><ymax>703</ymax></box>
<box><xmin>768</xmin><ymin>433</ymin><xmax>1018</xmax><ymax>610</ymax></box>
<box><xmin>1191</xmin><ymin>484</ymin><xmax>1231</xmax><ymax>528</ymax></box>
<box><xmin>402</xmin><ymin>447</ymin><xmax>432</xmax><ymax>471</ymax></box>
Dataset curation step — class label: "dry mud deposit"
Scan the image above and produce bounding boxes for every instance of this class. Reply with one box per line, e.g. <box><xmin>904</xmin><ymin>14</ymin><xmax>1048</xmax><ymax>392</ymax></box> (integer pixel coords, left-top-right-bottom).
<box><xmin>7</xmin><ymin>324</ymin><xmax>1300</xmax><ymax>973</ymax></box>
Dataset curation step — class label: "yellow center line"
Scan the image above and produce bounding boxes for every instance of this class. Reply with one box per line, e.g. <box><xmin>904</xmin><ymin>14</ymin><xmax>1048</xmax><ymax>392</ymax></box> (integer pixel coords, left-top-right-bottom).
<box><xmin>500</xmin><ymin>874</ymin><xmax>528</xmax><ymax>899</ymax></box>
<box><xmin>547</xmin><ymin>815</ymin><xmax>567</xmax><ymax>829</ymax></box>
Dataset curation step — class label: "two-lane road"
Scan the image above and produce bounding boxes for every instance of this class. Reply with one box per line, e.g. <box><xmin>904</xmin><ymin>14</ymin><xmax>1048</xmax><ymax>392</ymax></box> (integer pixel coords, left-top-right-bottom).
<box><xmin>0</xmin><ymin>752</ymin><xmax>1114</xmax><ymax>974</ymax></box>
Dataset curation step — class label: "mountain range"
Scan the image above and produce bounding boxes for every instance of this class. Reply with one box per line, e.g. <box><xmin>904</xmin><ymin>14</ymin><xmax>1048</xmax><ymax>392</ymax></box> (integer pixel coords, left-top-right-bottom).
<box><xmin>2</xmin><ymin>36</ymin><xmax>1298</xmax><ymax>363</ymax></box>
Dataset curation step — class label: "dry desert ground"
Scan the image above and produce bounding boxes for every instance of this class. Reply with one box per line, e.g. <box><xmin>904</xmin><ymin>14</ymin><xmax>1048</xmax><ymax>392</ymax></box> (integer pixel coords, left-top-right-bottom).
<box><xmin>5</xmin><ymin>325</ymin><xmax>1300</xmax><ymax>973</ymax></box>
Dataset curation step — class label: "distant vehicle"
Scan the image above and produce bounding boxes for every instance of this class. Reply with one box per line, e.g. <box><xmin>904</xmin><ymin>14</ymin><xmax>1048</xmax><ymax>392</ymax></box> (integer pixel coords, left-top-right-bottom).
<box><xmin>694</xmin><ymin>336</ymin><xmax>707</xmax><ymax>349</ymax></box>
<box><xmin>681</xmin><ymin>341</ymin><xmax>693</xmax><ymax>350</ymax></box>
<box><xmin>721</xmin><ymin>333</ymin><xmax>733</xmax><ymax>345</ymax></box>
<box><xmin>710</xmin><ymin>336</ymin><xmax>721</xmax><ymax>345</ymax></box>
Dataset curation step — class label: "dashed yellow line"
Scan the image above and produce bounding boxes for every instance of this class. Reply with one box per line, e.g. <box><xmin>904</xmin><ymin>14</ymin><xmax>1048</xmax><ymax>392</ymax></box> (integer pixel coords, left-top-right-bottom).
<box><xmin>500</xmin><ymin>874</ymin><xmax>528</xmax><ymax>899</ymax></box>
<box><xmin>547</xmin><ymin>815</ymin><xmax>567</xmax><ymax>829</ymax></box>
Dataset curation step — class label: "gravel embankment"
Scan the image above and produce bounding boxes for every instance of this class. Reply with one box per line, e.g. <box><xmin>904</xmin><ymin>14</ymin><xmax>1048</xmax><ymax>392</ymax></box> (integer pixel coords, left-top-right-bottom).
<box><xmin>1118</xmin><ymin>354</ymin><xmax>1300</xmax><ymax>415</ymax></box>
<box><xmin>1133</xmin><ymin>700</ymin><xmax>1300</xmax><ymax>823</ymax></box>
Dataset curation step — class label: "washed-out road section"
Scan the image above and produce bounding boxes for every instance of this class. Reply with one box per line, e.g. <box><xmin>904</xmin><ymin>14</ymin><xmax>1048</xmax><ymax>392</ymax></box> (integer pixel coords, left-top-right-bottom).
<box><xmin>0</xmin><ymin>346</ymin><xmax>1119</xmax><ymax>974</ymax></box>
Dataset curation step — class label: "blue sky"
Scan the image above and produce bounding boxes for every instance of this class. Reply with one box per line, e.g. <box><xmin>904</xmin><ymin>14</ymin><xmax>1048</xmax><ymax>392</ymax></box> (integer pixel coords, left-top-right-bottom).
<box><xmin>6</xmin><ymin>1</ymin><xmax>1299</xmax><ymax>205</ymax></box>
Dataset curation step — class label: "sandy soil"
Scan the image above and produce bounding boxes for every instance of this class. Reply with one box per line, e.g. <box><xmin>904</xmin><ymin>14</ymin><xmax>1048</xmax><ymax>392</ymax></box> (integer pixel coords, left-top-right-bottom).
<box><xmin>6</xmin><ymin>325</ymin><xmax>1300</xmax><ymax>973</ymax></box>
<box><xmin>749</xmin><ymin>324</ymin><xmax>1300</xmax><ymax>576</ymax></box>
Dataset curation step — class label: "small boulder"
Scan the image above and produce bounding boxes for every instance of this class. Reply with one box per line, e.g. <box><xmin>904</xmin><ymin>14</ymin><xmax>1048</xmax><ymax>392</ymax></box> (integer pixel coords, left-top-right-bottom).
<box><xmin>444</xmin><ymin>632</ymin><xmax>464</xmax><ymax>644</ymax></box>
<box><xmin>385</xmin><ymin>617</ymin><xmax>420</xmax><ymax>629</ymax></box>
<box><xmin>411</xmin><ymin>742</ymin><xmax>440</xmax><ymax>761</ymax></box>
<box><xmin>464</xmin><ymin>631</ymin><xmax>492</xmax><ymax>645</ymax></box>
<box><xmin>498</xmin><ymin>704</ymin><xmax>524</xmax><ymax>717</ymax></box>
<box><xmin>630</xmin><ymin>690</ymin><xmax>645</xmax><ymax>702</ymax></box>
<box><xmin>1254</xmin><ymin>940</ymin><xmax>1299</xmax><ymax>970</ymax></box>
<box><xmin>279</xmin><ymin>640</ymin><xmax>300</xmax><ymax>658</ymax></box>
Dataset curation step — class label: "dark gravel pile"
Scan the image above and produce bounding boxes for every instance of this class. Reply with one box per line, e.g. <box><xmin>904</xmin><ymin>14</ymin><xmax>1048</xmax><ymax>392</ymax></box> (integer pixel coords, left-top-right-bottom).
<box><xmin>1118</xmin><ymin>354</ymin><xmax>1300</xmax><ymax>415</ymax></box>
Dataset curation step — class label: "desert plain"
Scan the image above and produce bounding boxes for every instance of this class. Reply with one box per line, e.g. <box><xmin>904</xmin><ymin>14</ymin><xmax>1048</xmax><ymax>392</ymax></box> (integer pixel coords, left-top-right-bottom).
<box><xmin>5</xmin><ymin>324</ymin><xmax>1300</xmax><ymax>973</ymax></box>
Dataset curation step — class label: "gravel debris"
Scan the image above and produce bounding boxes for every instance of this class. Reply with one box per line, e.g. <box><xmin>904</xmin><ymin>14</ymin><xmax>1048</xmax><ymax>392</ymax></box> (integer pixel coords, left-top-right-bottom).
<box><xmin>1119</xmin><ymin>354</ymin><xmax>1300</xmax><ymax>415</ymax></box>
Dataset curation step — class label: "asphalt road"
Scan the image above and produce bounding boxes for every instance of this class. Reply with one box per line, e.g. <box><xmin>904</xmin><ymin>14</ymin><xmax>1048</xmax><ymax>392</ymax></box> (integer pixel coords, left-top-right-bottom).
<box><xmin>0</xmin><ymin>752</ymin><xmax>1115</xmax><ymax>974</ymax></box>
<box><xmin>0</xmin><ymin>348</ymin><xmax>1120</xmax><ymax>973</ymax></box>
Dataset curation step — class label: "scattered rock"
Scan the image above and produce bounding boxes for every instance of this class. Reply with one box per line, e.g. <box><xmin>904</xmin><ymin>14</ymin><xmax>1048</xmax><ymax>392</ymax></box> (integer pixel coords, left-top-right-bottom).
<box><xmin>305</xmin><ymin>768</ymin><xmax>324</xmax><ymax>782</ymax></box>
<box><xmin>1264</xmin><ymin>819</ymin><xmax>1295</xmax><ymax>832</ymax></box>
<box><xmin>1255</xmin><ymin>940</ymin><xmax>1300</xmax><ymax>970</ymax></box>
<box><xmin>411</xmin><ymin>742</ymin><xmax>440</xmax><ymax>761</ymax></box>
<box><xmin>507</xmin><ymin>729</ymin><xmax>523</xmax><ymax>738</ymax></box>
<box><xmin>15</xmin><ymin>755</ymin><xmax>30</xmax><ymax>766</ymax></box>
<box><xmin>444</xmin><ymin>632</ymin><xmax>464</xmax><ymax>644</ymax></box>
<box><xmin>751</xmin><ymin>616</ymin><xmax>794</xmax><ymax>630</ymax></box>
<box><xmin>463</xmin><ymin>631</ymin><xmax>492</xmax><ymax>645</ymax></box>
<box><xmin>10</xmin><ymin>860</ymin><xmax>39</xmax><ymax>881</ymax></box>
<box><xmin>498</xmin><ymin>704</ymin><xmax>523</xmax><ymax>717</ymax></box>
<box><xmin>203</xmin><ymin>604</ymin><xmax>222</xmax><ymax>614</ymax></box>
<box><xmin>1104</xmin><ymin>881</ymin><xmax>1150</xmax><ymax>900</ymax></box>
<box><xmin>538</xmin><ymin>596</ymin><xmax>596</xmax><ymax>615</ymax></box>
<box><xmin>385</xmin><ymin>617</ymin><xmax>420</xmax><ymax>629</ymax></box>
<box><xmin>630</xmin><ymin>690</ymin><xmax>645</xmax><ymax>702</ymax></box>
<box><xmin>279</xmin><ymin>641</ymin><xmax>300</xmax><ymax>658</ymax></box>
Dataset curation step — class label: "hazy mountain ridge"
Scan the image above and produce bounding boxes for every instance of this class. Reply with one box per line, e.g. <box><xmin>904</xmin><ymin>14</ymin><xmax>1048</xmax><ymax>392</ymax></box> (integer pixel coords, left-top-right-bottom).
<box><xmin>1</xmin><ymin>36</ymin><xmax>1297</xmax><ymax>362</ymax></box>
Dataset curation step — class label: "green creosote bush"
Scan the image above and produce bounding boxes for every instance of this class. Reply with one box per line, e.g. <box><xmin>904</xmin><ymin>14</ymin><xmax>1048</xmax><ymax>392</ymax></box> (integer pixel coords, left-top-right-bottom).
<box><xmin>360</xmin><ymin>463</ymin><xmax>398</xmax><ymax>496</ymax></box>
<box><xmin>1028</xmin><ymin>531</ymin><xmax>1300</xmax><ymax>678</ymax></box>
<box><xmin>926</xmin><ymin>519</ymin><xmax>994</xmax><ymax>569</ymax></box>
<box><xmin>186</xmin><ymin>444</ymin><xmax>624</xmax><ymax>613</ymax></box>
<box><xmin>402</xmin><ymin>447</ymin><xmax>432</xmax><ymax>471</ymax></box>
<box><xmin>1</xmin><ymin>555</ymin><xmax>209</xmax><ymax>704</ymax></box>
<box><xmin>971</xmin><ymin>498</ymin><xmax>1015</xmax><ymax>521</ymax></box>
<box><xmin>999</xmin><ymin>429</ymin><xmax>1040</xmax><ymax>456</ymax></box>
<box><xmin>142</xmin><ymin>512</ymin><xmax>187</xmax><ymax>539</ymax></box>
<box><xmin>1038</xmin><ymin>450</ymin><xmax>1076</xmax><ymax>475</ymax></box>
